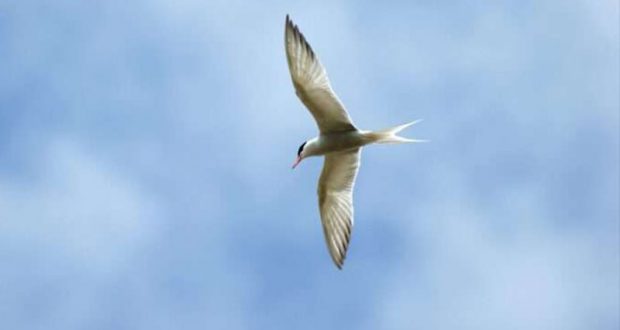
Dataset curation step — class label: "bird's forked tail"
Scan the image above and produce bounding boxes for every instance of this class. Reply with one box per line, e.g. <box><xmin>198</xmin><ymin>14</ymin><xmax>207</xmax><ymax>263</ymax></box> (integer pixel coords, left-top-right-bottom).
<box><xmin>364</xmin><ymin>119</ymin><xmax>427</xmax><ymax>144</ymax></box>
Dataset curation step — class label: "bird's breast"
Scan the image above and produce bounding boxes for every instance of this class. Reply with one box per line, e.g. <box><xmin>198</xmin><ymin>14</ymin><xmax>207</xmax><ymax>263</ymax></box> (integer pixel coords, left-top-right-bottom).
<box><xmin>317</xmin><ymin>131</ymin><xmax>367</xmax><ymax>154</ymax></box>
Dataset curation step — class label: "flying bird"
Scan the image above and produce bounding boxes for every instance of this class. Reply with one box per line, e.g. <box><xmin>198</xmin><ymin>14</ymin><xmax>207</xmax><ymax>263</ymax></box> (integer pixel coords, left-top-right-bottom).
<box><xmin>285</xmin><ymin>15</ymin><xmax>425</xmax><ymax>269</ymax></box>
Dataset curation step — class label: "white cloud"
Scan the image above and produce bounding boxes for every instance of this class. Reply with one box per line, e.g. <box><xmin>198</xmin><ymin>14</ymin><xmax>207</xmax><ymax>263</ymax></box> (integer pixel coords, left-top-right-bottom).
<box><xmin>0</xmin><ymin>138</ymin><xmax>165</xmax><ymax>270</ymax></box>
<box><xmin>366</xmin><ymin>145</ymin><xmax>619</xmax><ymax>330</ymax></box>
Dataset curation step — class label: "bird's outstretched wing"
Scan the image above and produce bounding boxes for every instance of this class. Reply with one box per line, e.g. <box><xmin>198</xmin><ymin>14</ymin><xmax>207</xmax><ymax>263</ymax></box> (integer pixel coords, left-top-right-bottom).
<box><xmin>285</xmin><ymin>15</ymin><xmax>357</xmax><ymax>133</ymax></box>
<box><xmin>318</xmin><ymin>148</ymin><xmax>361</xmax><ymax>268</ymax></box>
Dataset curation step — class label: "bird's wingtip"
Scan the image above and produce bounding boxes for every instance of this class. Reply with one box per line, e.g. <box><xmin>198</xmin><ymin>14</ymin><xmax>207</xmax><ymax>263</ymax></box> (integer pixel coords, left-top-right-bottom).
<box><xmin>334</xmin><ymin>256</ymin><xmax>345</xmax><ymax>270</ymax></box>
<box><xmin>285</xmin><ymin>14</ymin><xmax>295</xmax><ymax>31</ymax></box>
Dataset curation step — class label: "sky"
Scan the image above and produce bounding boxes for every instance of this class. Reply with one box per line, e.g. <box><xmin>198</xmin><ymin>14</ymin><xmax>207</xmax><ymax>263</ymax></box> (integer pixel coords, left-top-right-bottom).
<box><xmin>0</xmin><ymin>0</ymin><xmax>618</xmax><ymax>329</ymax></box>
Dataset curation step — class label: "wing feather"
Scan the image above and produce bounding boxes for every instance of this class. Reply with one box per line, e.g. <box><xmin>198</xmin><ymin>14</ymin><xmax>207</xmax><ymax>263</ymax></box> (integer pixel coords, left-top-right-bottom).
<box><xmin>285</xmin><ymin>15</ymin><xmax>356</xmax><ymax>133</ymax></box>
<box><xmin>317</xmin><ymin>148</ymin><xmax>361</xmax><ymax>268</ymax></box>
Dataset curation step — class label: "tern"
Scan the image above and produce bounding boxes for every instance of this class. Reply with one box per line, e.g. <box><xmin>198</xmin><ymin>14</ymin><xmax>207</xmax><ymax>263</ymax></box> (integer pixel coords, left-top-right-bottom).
<box><xmin>286</xmin><ymin>15</ymin><xmax>425</xmax><ymax>269</ymax></box>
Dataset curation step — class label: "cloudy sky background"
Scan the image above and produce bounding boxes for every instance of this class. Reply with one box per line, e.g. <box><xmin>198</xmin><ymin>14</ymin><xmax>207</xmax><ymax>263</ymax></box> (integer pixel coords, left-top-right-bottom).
<box><xmin>1</xmin><ymin>0</ymin><xmax>618</xmax><ymax>329</ymax></box>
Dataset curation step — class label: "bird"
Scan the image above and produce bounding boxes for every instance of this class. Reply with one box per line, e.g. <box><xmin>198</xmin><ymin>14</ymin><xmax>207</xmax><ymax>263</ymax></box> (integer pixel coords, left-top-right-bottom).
<box><xmin>285</xmin><ymin>15</ymin><xmax>425</xmax><ymax>269</ymax></box>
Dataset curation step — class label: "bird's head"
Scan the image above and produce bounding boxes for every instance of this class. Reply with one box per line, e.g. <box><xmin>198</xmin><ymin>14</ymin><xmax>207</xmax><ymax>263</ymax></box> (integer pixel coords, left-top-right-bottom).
<box><xmin>292</xmin><ymin>141</ymin><xmax>307</xmax><ymax>169</ymax></box>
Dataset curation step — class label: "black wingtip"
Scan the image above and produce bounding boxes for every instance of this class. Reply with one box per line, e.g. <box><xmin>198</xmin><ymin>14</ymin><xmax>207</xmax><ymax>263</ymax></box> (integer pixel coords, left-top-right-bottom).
<box><xmin>288</xmin><ymin>21</ymin><xmax>315</xmax><ymax>60</ymax></box>
<box><xmin>286</xmin><ymin>14</ymin><xmax>293</xmax><ymax>27</ymax></box>
<box><xmin>285</xmin><ymin>15</ymin><xmax>298</xmax><ymax>36</ymax></box>
<box><xmin>334</xmin><ymin>254</ymin><xmax>346</xmax><ymax>270</ymax></box>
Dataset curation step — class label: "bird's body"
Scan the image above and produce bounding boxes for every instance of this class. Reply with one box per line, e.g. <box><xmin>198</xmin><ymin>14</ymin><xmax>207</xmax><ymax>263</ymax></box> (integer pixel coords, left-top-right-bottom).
<box><xmin>301</xmin><ymin>131</ymin><xmax>371</xmax><ymax>157</ymax></box>
<box><xmin>285</xmin><ymin>15</ymin><xmax>424</xmax><ymax>269</ymax></box>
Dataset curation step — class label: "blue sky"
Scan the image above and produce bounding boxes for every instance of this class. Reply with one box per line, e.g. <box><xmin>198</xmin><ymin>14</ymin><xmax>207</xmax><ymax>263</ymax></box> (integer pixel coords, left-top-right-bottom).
<box><xmin>0</xmin><ymin>0</ymin><xmax>618</xmax><ymax>329</ymax></box>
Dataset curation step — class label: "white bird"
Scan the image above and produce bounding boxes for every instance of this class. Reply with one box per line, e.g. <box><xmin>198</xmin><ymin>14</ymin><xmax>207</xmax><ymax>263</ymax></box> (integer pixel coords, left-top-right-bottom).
<box><xmin>285</xmin><ymin>15</ymin><xmax>425</xmax><ymax>269</ymax></box>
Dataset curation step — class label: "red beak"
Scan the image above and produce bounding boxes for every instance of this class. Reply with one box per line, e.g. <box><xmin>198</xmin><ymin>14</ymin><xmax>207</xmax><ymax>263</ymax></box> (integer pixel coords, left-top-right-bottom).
<box><xmin>292</xmin><ymin>156</ymin><xmax>302</xmax><ymax>169</ymax></box>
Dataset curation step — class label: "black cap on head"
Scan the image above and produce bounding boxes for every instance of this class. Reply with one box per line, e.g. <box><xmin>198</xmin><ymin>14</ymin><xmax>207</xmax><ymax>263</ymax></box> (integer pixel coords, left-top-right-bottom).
<box><xmin>297</xmin><ymin>141</ymin><xmax>307</xmax><ymax>157</ymax></box>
